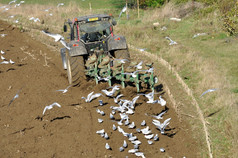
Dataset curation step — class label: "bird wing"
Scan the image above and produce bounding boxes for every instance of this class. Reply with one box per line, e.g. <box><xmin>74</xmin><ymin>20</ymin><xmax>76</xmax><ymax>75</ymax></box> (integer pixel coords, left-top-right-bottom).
<box><xmin>162</xmin><ymin>118</ymin><xmax>171</xmax><ymax>129</ymax></box>
<box><xmin>200</xmin><ymin>88</ymin><xmax>217</xmax><ymax>97</ymax></box>
<box><xmin>87</xmin><ymin>91</ymin><xmax>94</xmax><ymax>101</ymax></box>
<box><xmin>52</xmin><ymin>102</ymin><xmax>61</xmax><ymax>108</ymax></box>
<box><xmin>41</xmin><ymin>30</ymin><xmax>62</xmax><ymax>42</ymax></box>
<box><xmin>60</xmin><ymin>39</ymin><xmax>70</xmax><ymax>50</ymax></box>
<box><xmin>90</xmin><ymin>93</ymin><xmax>102</xmax><ymax>101</ymax></box>
<box><xmin>42</xmin><ymin>106</ymin><xmax>50</xmax><ymax>115</ymax></box>
<box><xmin>101</xmin><ymin>89</ymin><xmax>109</xmax><ymax>96</ymax></box>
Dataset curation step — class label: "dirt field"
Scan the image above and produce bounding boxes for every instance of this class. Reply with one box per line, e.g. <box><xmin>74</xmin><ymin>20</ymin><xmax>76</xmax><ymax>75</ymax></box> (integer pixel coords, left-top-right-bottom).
<box><xmin>0</xmin><ymin>20</ymin><xmax>199</xmax><ymax>158</ymax></box>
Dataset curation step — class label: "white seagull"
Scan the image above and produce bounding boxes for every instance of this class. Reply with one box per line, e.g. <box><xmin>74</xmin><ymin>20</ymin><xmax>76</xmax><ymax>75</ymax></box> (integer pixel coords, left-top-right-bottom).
<box><xmin>101</xmin><ymin>85</ymin><xmax>120</xmax><ymax>97</ymax></box>
<box><xmin>57</xmin><ymin>3</ymin><xmax>64</xmax><ymax>7</ymax></box>
<box><xmin>165</xmin><ymin>36</ymin><xmax>177</xmax><ymax>45</ymax></box>
<box><xmin>9</xmin><ymin>0</ymin><xmax>17</xmax><ymax>5</ymax></box>
<box><xmin>152</xmin><ymin>118</ymin><xmax>171</xmax><ymax>134</ymax></box>
<box><xmin>118</xmin><ymin>5</ymin><xmax>127</xmax><ymax>19</ymax></box>
<box><xmin>158</xmin><ymin>96</ymin><xmax>166</xmax><ymax>106</ymax></box>
<box><xmin>8</xmin><ymin>88</ymin><xmax>23</xmax><ymax>106</ymax></box>
<box><xmin>56</xmin><ymin>85</ymin><xmax>72</xmax><ymax>93</ymax></box>
<box><xmin>81</xmin><ymin>91</ymin><xmax>102</xmax><ymax>102</ymax></box>
<box><xmin>105</xmin><ymin>143</ymin><xmax>111</xmax><ymax>150</ymax></box>
<box><xmin>41</xmin><ymin>30</ymin><xmax>70</xmax><ymax>50</ymax></box>
<box><xmin>200</xmin><ymin>88</ymin><xmax>218</xmax><ymax>97</ymax></box>
<box><xmin>151</xmin><ymin>110</ymin><xmax>167</xmax><ymax>120</ymax></box>
<box><xmin>141</xmin><ymin>126</ymin><xmax>151</xmax><ymax>135</ymax></box>
<box><xmin>114</xmin><ymin>94</ymin><xmax>123</xmax><ymax>103</ymax></box>
<box><xmin>1</xmin><ymin>55</ymin><xmax>5</xmax><ymax>60</ymax></box>
<box><xmin>42</xmin><ymin>102</ymin><xmax>61</xmax><ymax>115</ymax></box>
<box><xmin>1</xmin><ymin>50</ymin><xmax>5</xmax><ymax>54</ymax></box>
<box><xmin>134</xmin><ymin>61</ymin><xmax>143</xmax><ymax>69</ymax></box>
<box><xmin>9</xmin><ymin>59</ymin><xmax>15</xmax><ymax>64</ymax></box>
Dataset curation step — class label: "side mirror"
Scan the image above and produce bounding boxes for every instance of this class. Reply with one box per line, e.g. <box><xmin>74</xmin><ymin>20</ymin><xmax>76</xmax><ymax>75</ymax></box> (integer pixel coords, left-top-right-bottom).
<box><xmin>112</xmin><ymin>19</ymin><xmax>117</xmax><ymax>26</ymax></box>
<box><xmin>63</xmin><ymin>25</ymin><xmax>67</xmax><ymax>32</ymax></box>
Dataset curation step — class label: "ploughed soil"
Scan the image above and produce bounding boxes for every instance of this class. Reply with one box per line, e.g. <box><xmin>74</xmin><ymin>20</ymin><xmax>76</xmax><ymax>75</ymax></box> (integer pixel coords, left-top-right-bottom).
<box><xmin>0</xmin><ymin>20</ymin><xmax>199</xmax><ymax>158</ymax></box>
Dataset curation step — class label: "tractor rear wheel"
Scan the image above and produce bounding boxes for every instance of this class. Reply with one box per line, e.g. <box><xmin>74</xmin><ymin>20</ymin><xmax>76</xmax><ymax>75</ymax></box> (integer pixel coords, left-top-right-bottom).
<box><xmin>66</xmin><ymin>53</ymin><xmax>85</xmax><ymax>86</ymax></box>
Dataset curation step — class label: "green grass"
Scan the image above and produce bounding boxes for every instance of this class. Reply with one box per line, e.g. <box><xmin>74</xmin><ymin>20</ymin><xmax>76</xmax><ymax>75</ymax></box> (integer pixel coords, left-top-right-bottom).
<box><xmin>1</xmin><ymin>0</ymin><xmax>125</xmax><ymax>9</ymax></box>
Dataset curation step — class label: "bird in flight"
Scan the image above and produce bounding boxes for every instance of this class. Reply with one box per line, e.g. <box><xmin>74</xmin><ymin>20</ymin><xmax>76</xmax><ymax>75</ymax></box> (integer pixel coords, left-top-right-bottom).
<box><xmin>8</xmin><ymin>87</ymin><xmax>23</xmax><ymax>106</ymax></box>
<box><xmin>41</xmin><ymin>30</ymin><xmax>70</xmax><ymax>50</ymax></box>
<box><xmin>42</xmin><ymin>102</ymin><xmax>61</xmax><ymax>115</ymax></box>
<box><xmin>165</xmin><ymin>36</ymin><xmax>177</xmax><ymax>45</ymax></box>
<box><xmin>152</xmin><ymin>118</ymin><xmax>171</xmax><ymax>134</ymax></box>
<box><xmin>200</xmin><ymin>88</ymin><xmax>218</xmax><ymax>97</ymax></box>
<box><xmin>56</xmin><ymin>85</ymin><xmax>72</xmax><ymax>93</ymax></box>
<box><xmin>81</xmin><ymin>91</ymin><xmax>102</xmax><ymax>102</ymax></box>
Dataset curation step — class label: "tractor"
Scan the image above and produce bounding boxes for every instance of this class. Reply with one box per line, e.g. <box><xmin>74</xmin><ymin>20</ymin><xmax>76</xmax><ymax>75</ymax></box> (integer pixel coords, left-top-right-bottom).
<box><xmin>61</xmin><ymin>14</ymin><xmax>157</xmax><ymax>92</ymax></box>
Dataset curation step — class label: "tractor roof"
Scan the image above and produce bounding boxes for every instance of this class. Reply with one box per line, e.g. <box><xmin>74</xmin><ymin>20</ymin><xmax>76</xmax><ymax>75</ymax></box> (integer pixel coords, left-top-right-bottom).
<box><xmin>74</xmin><ymin>14</ymin><xmax>112</xmax><ymax>23</ymax></box>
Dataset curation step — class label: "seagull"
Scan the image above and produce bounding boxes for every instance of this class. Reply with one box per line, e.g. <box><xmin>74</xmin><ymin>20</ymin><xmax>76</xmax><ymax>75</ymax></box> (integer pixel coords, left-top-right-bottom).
<box><xmin>9</xmin><ymin>15</ymin><xmax>15</xmax><ymax>18</ymax></box>
<box><xmin>165</xmin><ymin>36</ymin><xmax>177</xmax><ymax>45</ymax></box>
<box><xmin>150</xmin><ymin>110</ymin><xmax>167</xmax><ymax>120</ymax></box>
<box><xmin>112</xmin><ymin>124</ymin><xmax>117</xmax><ymax>131</ymax></box>
<box><xmin>113</xmin><ymin>58</ymin><xmax>129</xmax><ymax>64</ymax></box>
<box><xmin>139</xmin><ymin>90</ymin><xmax>158</xmax><ymax>104</ymax></box>
<box><xmin>41</xmin><ymin>30</ymin><xmax>70</xmax><ymax>50</ymax></box>
<box><xmin>9</xmin><ymin>0</ymin><xmax>17</xmax><ymax>5</ymax></box>
<box><xmin>141</xmin><ymin>120</ymin><xmax>146</xmax><ymax>126</ymax></box>
<box><xmin>153</xmin><ymin>134</ymin><xmax>159</xmax><ymax>141</ymax></box>
<box><xmin>138</xmin><ymin>48</ymin><xmax>147</xmax><ymax>52</ymax></box>
<box><xmin>131</xmin><ymin>140</ymin><xmax>141</xmax><ymax>145</ymax></box>
<box><xmin>81</xmin><ymin>91</ymin><xmax>102</xmax><ymax>102</ymax></box>
<box><xmin>158</xmin><ymin>96</ymin><xmax>166</xmax><ymax>106</ymax></box>
<box><xmin>152</xmin><ymin>118</ymin><xmax>171</xmax><ymax>134</ymax></box>
<box><xmin>110</xmin><ymin>113</ymin><xmax>115</xmax><ymax>119</ymax></box>
<box><xmin>128</xmin><ymin>135</ymin><xmax>137</xmax><ymax>141</ymax></box>
<box><xmin>128</xmin><ymin>149</ymin><xmax>138</xmax><ymax>154</ymax></box>
<box><xmin>118</xmin><ymin>5</ymin><xmax>127</xmax><ymax>19</ymax></box>
<box><xmin>98</xmin><ymin>118</ymin><xmax>103</xmax><ymax>123</ymax></box>
<box><xmin>0</xmin><ymin>34</ymin><xmax>7</xmax><ymax>37</ymax></box>
<box><xmin>8</xmin><ymin>88</ymin><xmax>23</xmax><ymax>106</ymax></box>
<box><xmin>119</xmin><ymin>147</ymin><xmax>124</xmax><ymax>152</ymax></box>
<box><xmin>114</xmin><ymin>94</ymin><xmax>123</xmax><ymax>103</ymax></box>
<box><xmin>104</xmin><ymin>133</ymin><xmax>109</xmax><ymax>139</ymax></box>
<box><xmin>193</xmin><ymin>33</ymin><xmax>207</xmax><ymax>38</ymax></box>
<box><xmin>9</xmin><ymin>59</ymin><xmax>15</xmax><ymax>64</ymax></box>
<box><xmin>57</xmin><ymin>3</ymin><xmax>64</xmax><ymax>7</ymax></box>
<box><xmin>96</xmin><ymin>129</ymin><xmax>104</xmax><ymax>135</ymax></box>
<box><xmin>98</xmin><ymin>100</ymin><xmax>104</xmax><ymax>106</ymax></box>
<box><xmin>123</xmin><ymin>140</ymin><xmax>128</xmax><ymax>148</ymax></box>
<box><xmin>42</xmin><ymin>102</ymin><xmax>61</xmax><ymax>115</ymax></box>
<box><xmin>105</xmin><ymin>143</ymin><xmax>111</xmax><ymax>150</ymax></box>
<box><xmin>141</xmin><ymin>126</ymin><xmax>151</xmax><ymax>135</ymax></box>
<box><xmin>101</xmin><ymin>85</ymin><xmax>119</xmax><ymax>97</ymax></box>
<box><xmin>200</xmin><ymin>88</ymin><xmax>218</xmax><ymax>97</ymax></box>
<box><xmin>122</xmin><ymin>70</ymin><xmax>142</xmax><ymax>78</ymax></box>
<box><xmin>0</xmin><ymin>61</ymin><xmax>9</xmax><ymax>64</ymax></box>
<box><xmin>145</xmin><ymin>134</ymin><xmax>154</xmax><ymax>139</ymax></box>
<box><xmin>170</xmin><ymin>17</ymin><xmax>181</xmax><ymax>22</ymax></box>
<box><xmin>29</xmin><ymin>17</ymin><xmax>40</xmax><ymax>23</ymax></box>
<box><xmin>134</xmin><ymin>61</ymin><xmax>143</xmax><ymax>69</ymax></box>
<box><xmin>99</xmin><ymin>111</ymin><xmax>105</xmax><ymax>116</ymax></box>
<box><xmin>160</xmin><ymin>148</ymin><xmax>165</xmax><ymax>152</ymax></box>
<box><xmin>135</xmin><ymin>152</ymin><xmax>145</xmax><ymax>158</ymax></box>
<box><xmin>1</xmin><ymin>50</ymin><xmax>5</xmax><ymax>54</ymax></box>
<box><xmin>148</xmin><ymin>140</ymin><xmax>153</xmax><ymax>145</ymax></box>
<box><xmin>97</xmin><ymin>76</ymin><xmax>110</xmax><ymax>82</ymax></box>
<box><xmin>56</xmin><ymin>85</ymin><xmax>71</xmax><ymax>93</ymax></box>
<box><xmin>15</xmin><ymin>1</ymin><xmax>25</xmax><ymax>7</ymax></box>
<box><xmin>14</xmin><ymin>20</ymin><xmax>19</xmax><ymax>23</ymax></box>
<box><xmin>1</xmin><ymin>55</ymin><xmax>5</xmax><ymax>60</ymax></box>
<box><xmin>128</xmin><ymin>122</ymin><xmax>135</xmax><ymax>129</ymax></box>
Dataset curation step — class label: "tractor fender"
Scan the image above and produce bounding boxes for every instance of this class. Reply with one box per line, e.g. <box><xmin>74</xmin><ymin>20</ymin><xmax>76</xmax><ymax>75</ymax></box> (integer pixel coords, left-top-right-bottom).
<box><xmin>107</xmin><ymin>35</ymin><xmax>127</xmax><ymax>51</ymax></box>
<box><xmin>68</xmin><ymin>41</ymin><xmax>87</xmax><ymax>56</ymax></box>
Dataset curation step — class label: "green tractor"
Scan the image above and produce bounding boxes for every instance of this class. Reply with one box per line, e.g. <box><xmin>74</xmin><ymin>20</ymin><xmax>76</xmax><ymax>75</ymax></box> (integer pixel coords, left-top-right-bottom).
<box><xmin>61</xmin><ymin>14</ymin><xmax>157</xmax><ymax>91</ymax></box>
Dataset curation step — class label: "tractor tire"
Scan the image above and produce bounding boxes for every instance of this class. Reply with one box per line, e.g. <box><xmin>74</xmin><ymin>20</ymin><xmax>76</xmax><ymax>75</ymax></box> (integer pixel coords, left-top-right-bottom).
<box><xmin>114</xmin><ymin>49</ymin><xmax>130</xmax><ymax>67</ymax></box>
<box><xmin>66</xmin><ymin>53</ymin><xmax>85</xmax><ymax>86</ymax></box>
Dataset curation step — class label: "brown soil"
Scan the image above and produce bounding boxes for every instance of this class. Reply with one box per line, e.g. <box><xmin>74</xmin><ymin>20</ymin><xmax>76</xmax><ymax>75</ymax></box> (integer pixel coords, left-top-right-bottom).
<box><xmin>0</xmin><ymin>20</ymin><xmax>199</xmax><ymax>158</ymax></box>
